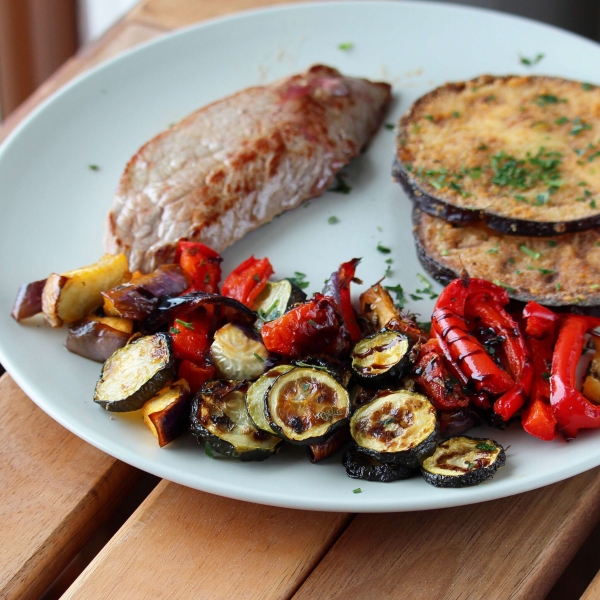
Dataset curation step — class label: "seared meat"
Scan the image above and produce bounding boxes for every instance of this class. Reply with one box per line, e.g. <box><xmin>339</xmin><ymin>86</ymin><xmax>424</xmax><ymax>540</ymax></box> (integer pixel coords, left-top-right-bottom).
<box><xmin>105</xmin><ymin>65</ymin><xmax>391</xmax><ymax>272</ymax></box>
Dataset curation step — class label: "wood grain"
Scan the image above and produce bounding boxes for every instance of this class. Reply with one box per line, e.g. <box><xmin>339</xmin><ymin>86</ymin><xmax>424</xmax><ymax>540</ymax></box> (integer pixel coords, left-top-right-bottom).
<box><xmin>62</xmin><ymin>480</ymin><xmax>352</xmax><ymax>600</ymax></box>
<box><xmin>582</xmin><ymin>571</ymin><xmax>600</xmax><ymax>600</ymax></box>
<box><xmin>290</xmin><ymin>468</ymin><xmax>600</xmax><ymax>600</ymax></box>
<box><xmin>129</xmin><ymin>0</ymin><xmax>303</xmax><ymax>31</ymax></box>
<box><xmin>0</xmin><ymin>374</ymin><xmax>141</xmax><ymax>600</ymax></box>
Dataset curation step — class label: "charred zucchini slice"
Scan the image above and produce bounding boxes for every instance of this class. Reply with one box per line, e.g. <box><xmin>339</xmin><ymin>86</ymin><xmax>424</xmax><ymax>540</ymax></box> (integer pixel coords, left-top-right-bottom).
<box><xmin>421</xmin><ymin>436</ymin><xmax>506</xmax><ymax>488</ymax></box>
<box><xmin>351</xmin><ymin>330</ymin><xmax>413</xmax><ymax>387</ymax></box>
<box><xmin>190</xmin><ymin>379</ymin><xmax>281</xmax><ymax>461</ymax></box>
<box><xmin>350</xmin><ymin>389</ymin><xmax>438</xmax><ymax>468</ymax></box>
<box><xmin>246</xmin><ymin>365</ymin><xmax>294</xmax><ymax>434</ymax></box>
<box><xmin>253</xmin><ymin>279</ymin><xmax>307</xmax><ymax>324</ymax></box>
<box><xmin>211</xmin><ymin>322</ymin><xmax>270</xmax><ymax>380</ymax></box>
<box><xmin>343</xmin><ymin>446</ymin><xmax>416</xmax><ymax>482</ymax></box>
<box><xmin>94</xmin><ymin>332</ymin><xmax>175</xmax><ymax>412</ymax></box>
<box><xmin>265</xmin><ymin>367</ymin><xmax>350</xmax><ymax>444</ymax></box>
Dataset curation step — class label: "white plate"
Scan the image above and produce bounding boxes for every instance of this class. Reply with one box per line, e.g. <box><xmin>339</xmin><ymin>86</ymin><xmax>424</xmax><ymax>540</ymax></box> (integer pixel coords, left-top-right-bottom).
<box><xmin>1</xmin><ymin>1</ymin><xmax>600</xmax><ymax>512</ymax></box>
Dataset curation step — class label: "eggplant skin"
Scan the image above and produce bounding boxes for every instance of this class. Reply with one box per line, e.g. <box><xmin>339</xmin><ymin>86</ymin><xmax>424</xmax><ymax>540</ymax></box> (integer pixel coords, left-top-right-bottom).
<box><xmin>420</xmin><ymin>436</ymin><xmax>506</xmax><ymax>488</ymax></box>
<box><xmin>412</xmin><ymin>206</ymin><xmax>600</xmax><ymax>316</ymax></box>
<box><xmin>343</xmin><ymin>446</ymin><xmax>416</xmax><ymax>482</ymax></box>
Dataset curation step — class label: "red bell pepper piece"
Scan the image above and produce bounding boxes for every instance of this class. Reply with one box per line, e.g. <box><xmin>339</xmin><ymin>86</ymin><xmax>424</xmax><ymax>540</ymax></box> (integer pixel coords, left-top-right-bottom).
<box><xmin>413</xmin><ymin>339</ymin><xmax>471</xmax><ymax>410</ymax></box>
<box><xmin>170</xmin><ymin>313</ymin><xmax>212</xmax><ymax>364</ymax></box>
<box><xmin>176</xmin><ymin>241</ymin><xmax>222</xmax><ymax>294</ymax></box>
<box><xmin>550</xmin><ymin>314</ymin><xmax>600</xmax><ymax>440</ymax></box>
<box><xmin>221</xmin><ymin>256</ymin><xmax>274</xmax><ymax>308</ymax></box>
<box><xmin>260</xmin><ymin>293</ymin><xmax>343</xmax><ymax>358</ymax></box>
<box><xmin>466</xmin><ymin>297</ymin><xmax>533</xmax><ymax>421</ymax></box>
<box><xmin>323</xmin><ymin>258</ymin><xmax>362</xmax><ymax>343</ymax></box>
<box><xmin>521</xmin><ymin>301</ymin><xmax>559</xmax><ymax>441</ymax></box>
<box><xmin>431</xmin><ymin>278</ymin><xmax>514</xmax><ymax>395</ymax></box>
<box><xmin>177</xmin><ymin>358</ymin><xmax>215</xmax><ymax>395</ymax></box>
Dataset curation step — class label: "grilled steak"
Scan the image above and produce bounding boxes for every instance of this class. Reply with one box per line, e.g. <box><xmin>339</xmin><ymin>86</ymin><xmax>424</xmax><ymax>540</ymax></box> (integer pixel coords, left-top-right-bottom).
<box><xmin>105</xmin><ymin>65</ymin><xmax>391</xmax><ymax>272</ymax></box>
<box><xmin>394</xmin><ymin>75</ymin><xmax>600</xmax><ymax>236</ymax></box>
<box><xmin>413</xmin><ymin>207</ymin><xmax>600</xmax><ymax>312</ymax></box>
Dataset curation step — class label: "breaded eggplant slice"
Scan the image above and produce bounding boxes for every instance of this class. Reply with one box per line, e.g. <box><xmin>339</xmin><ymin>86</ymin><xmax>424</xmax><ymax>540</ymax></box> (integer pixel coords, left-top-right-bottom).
<box><xmin>421</xmin><ymin>436</ymin><xmax>506</xmax><ymax>488</ymax></box>
<box><xmin>413</xmin><ymin>207</ymin><xmax>600</xmax><ymax>314</ymax></box>
<box><xmin>394</xmin><ymin>75</ymin><xmax>600</xmax><ymax>236</ymax></box>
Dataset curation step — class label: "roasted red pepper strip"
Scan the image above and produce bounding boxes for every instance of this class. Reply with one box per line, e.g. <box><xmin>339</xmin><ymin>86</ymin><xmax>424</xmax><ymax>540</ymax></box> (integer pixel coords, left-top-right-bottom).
<box><xmin>550</xmin><ymin>314</ymin><xmax>600</xmax><ymax>440</ymax></box>
<box><xmin>431</xmin><ymin>278</ymin><xmax>514</xmax><ymax>395</ymax></box>
<box><xmin>466</xmin><ymin>297</ymin><xmax>533</xmax><ymax>421</ymax></box>
<box><xmin>177</xmin><ymin>358</ymin><xmax>216</xmax><ymax>395</ymax></box>
<box><xmin>323</xmin><ymin>258</ymin><xmax>362</xmax><ymax>343</ymax></box>
<box><xmin>176</xmin><ymin>241</ymin><xmax>222</xmax><ymax>294</ymax></box>
<box><xmin>521</xmin><ymin>301</ymin><xmax>559</xmax><ymax>441</ymax></box>
<box><xmin>170</xmin><ymin>313</ymin><xmax>212</xmax><ymax>364</ymax></box>
<box><xmin>260</xmin><ymin>294</ymin><xmax>342</xmax><ymax>358</ymax></box>
<box><xmin>413</xmin><ymin>339</ymin><xmax>471</xmax><ymax>410</ymax></box>
<box><xmin>221</xmin><ymin>256</ymin><xmax>274</xmax><ymax>308</ymax></box>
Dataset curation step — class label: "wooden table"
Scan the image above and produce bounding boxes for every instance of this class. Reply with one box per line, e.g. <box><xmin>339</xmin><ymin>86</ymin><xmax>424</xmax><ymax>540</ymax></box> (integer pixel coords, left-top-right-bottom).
<box><xmin>2</xmin><ymin>1</ymin><xmax>600</xmax><ymax>598</ymax></box>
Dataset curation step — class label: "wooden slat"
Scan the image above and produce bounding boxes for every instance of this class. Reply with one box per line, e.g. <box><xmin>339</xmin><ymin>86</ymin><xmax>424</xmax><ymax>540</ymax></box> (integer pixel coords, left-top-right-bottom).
<box><xmin>582</xmin><ymin>571</ymin><xmax>600</xmax><ymax>600</ymax></box>
<box><xmin>290</xmin><ymin>468</ymin><xmax>600</xmax><ymax>600</ymax></box>
<box><xmin>0</xmin><ymin>374</ymin><xmax>141</xmax><ymax>600</ymax></box>
<box><xmin>61</xmin><ymin>480</ymin><xmax>351</xmax><ymax>599</ymax></box>
<box><xmin>129</xmin><ymin>0</ymin><xmax>301</xmax><ymax>30</ymax></box>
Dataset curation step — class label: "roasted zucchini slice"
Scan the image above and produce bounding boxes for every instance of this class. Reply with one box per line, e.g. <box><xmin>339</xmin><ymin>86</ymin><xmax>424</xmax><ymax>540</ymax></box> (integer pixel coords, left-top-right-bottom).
<box><xmin>421</xmin><ymin>436</ymin><xmax>506</xmax><ymax>488</ymax></box>
<box><xmin>253</xmin><ymin>279</ymin><xmax>307</xmax><ymax>324</ymax></box>
<box><xmin>343</xmin><ymin>446</ymin><xmax>416</xmax><ymax>482</ymax></box>
<box><xmin>190</xmin><ymin>379</ymin><xmax>281</xmax><ymax>461</ymax></box>
<box><xmin>93</xmin><ymin>332</ymin><xmax>175</xmax><ymax>412</ymax></box>
<box><xmin>265</xmin><ymin>366</ymin><xmax>350</xmax><ymax>444</ymax></box>
<box><xmin>246</xmin><ymin>365</ymin><xmax>294</xmax><ymax>434</ymax></box>
<box><xmin>142</xmin><ymin>379</ymin><xmax>192</xmax><ymax>447</ymax></box>
<box><xmin>351</xmin><ymin>329</ymin><xmax>413</xmax><ymax>387</ymax></box>
<box><xmin>210</xmin><ymin>322</ymin><xmax>270</xmax><ymax>380</ymax></box>
<box><xmin>350</xmin><ymin>389</ymin><xmax>438</xmax><ymax>468</ymax></box>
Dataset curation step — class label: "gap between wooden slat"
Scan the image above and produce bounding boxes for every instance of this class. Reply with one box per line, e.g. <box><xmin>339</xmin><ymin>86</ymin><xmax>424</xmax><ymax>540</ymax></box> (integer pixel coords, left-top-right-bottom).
<box><xmin>290</xmin><ymin>468</ymin><xmax>600</xmax><ymax>600</ymax></box>
<box><xmin>62</xmin><ymin>480</ymin><xmax>353</xmax><ymax>600</ymax></box>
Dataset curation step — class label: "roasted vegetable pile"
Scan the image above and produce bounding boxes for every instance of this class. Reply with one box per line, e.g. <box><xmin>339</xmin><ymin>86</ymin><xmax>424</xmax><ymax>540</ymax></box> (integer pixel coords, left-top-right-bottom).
<box><xmin>13</xmin><ymin>245</ymin><xmax>600</xmax><ymax>487</ymax></box>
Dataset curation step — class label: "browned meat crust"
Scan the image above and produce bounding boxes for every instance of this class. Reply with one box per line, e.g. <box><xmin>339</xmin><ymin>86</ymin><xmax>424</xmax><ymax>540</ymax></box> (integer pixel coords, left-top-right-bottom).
<box><xmin>105</xmin><ymin>65</ymin><xmax>391</xmax><ymax>272</ymax></box>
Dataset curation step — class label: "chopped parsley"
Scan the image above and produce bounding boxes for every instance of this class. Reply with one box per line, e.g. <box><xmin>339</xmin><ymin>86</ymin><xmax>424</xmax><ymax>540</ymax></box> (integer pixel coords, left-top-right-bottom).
<box><xmin>329</xmin><ymin>173</ymin><xmax>352</xmax><ymax>194</ymax></box>
<box><xmin>353</xmin><ymin>488</ymin><xmax>362</xmax><ymax>494</ymax></box>
<box><xmin>253</xmin><ymin>353</ymin><xmax>265</xmax><ymax>362</ymax></box>
<box><xmin>466</xmin><ymin>462</ymin><xmax>476</xmax><ymax>471</ymax></box>
<box><xmin>252</xmin><ymin>274</ymin><xmax>261</xmax><ymax>282</ymax></box>
<box><xmin>487</xmin><ymin>243</ymin><xmax>499</xmax><ymax>254</ymax></box>
<box><xmin>377</xmin><ymin>242</ymin><xmax>392</xmax><ymax>254</ymax></box>
<box><xmin>424</xmin><ymin>114</ymin><xmax>435</xmax><ymax>122</ymax></box>
<box><xmin>169</xmin><ymin>327</ymin><xmax>180</xmax><ymax>335</ymax></box>
<box><xmin>257</xmin><ymin>299</ymin><xmax>280</xmax><ymax>322</ymax></box>
<box><xmin>88</xmin><ymin>164</ymin><xmax>100</xmax><ymax>171</ymax></box>
<box><xmin>415</xmin><ymin>273</ymin><xmax>438</xmax><ymax>300</ymax></box>
<box><xmin>492</xmin><ymin>279</ymin><xmax>516</xmax><ymax>293</ymax></box>
<box><xmin>533</xmin><ymin>94</ymin><xmax>565</xmax><ymax>107</ymax></box>
<box><xmin>288</xmin><ymin>271</ymin><xmax>309</xmax><ymax>289</ymax></box>
<box><xmin>381</xmin><ymin>417</ymin><xmax>395</xmax><ymax>427</ymax></box>
<box><xmin>547</xmin><ymin>240</ymin><xmax>558</xmax><ymax>247</ymax></box>
<box><xmin>338</xmin><ymin>42</ymin><xmax>354</xmax><ymax>50</ymax></box>
<box><xmin>582</xmin><ymin>82</ymin><xmax>596</xmax><ymax>91</ymax></box>
<box><xmin>541</xmin><ymin>372</ymin><xmax>551</xmax><ymax>381</ymax></box>
<box><xmin>417</xmin><ymin>321</ymin><xmax>432</xmax><ymax>334</ymax></box>
<box><xmin>328</xmin><ymin>215</ymin><xmax>340</xmax><ymax>224</ymax></box>
<box><xmin>570</xmin><ymin>118</ymin><xmax>592</xmax><ymax>136</ymax></box>
<box><xmin>175</xmin><ymin>318</ymin><xmax>194</xmax><ymax>330</ymax></box>
<box><xmin>384</xmin><ymin>123</ymin><xmax>395</xmax><ymax>130</ymax></box>
<box><xmin>519</xmin><ymin>245</ymin><xmax>541</xmax><ymax>260</ymax></box>
<box><xmin>476</xmin><ymin>442</ymin><xmax>497</xmax><ymax>452</ymax></box>
<box><xmin>452</xmin><ymin>111</ymin><xmax>460</xmax><ymax>118</ymax></box>
<box><xmin>554</xmin><ymin>116</ymin><xmax>569</xmax><ymax>125</ymax></box>
<box><xmin>537</xmin><ymin>268</ymin><xmax>555</xmax><ymax>275</ymax></box>
<box><xmin>385</xmin><ymin>283</ymin><xmax>406</xmax><ymax>309</ymax></box>
<box><xmin>519</xmin><ymin>52</ymin><xmax>544</xmax><ymax>66</ymax></box>
<box><xmin>440</xmin><ymin>249</ymin><xmax>450</xmax><ymax>256</ymax></box>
